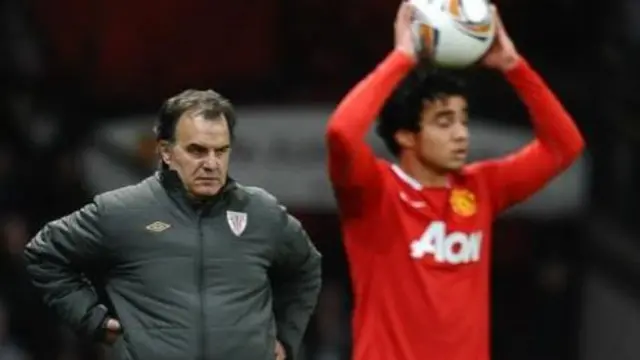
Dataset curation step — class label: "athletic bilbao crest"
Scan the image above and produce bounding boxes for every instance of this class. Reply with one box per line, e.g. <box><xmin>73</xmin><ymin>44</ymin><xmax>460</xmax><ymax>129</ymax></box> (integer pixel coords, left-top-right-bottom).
<box><xmin>226</xmin><ymin>211</ymin><xmax>248</xmax><ymax>236</ymax></box>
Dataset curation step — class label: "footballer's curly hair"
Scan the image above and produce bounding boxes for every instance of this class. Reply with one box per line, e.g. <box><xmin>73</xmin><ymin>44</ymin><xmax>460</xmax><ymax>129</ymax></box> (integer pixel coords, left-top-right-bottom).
<box><xmin>377</xmin><ymin>64</ymin><xmax>467</xmax><ymax>156</ymax></box>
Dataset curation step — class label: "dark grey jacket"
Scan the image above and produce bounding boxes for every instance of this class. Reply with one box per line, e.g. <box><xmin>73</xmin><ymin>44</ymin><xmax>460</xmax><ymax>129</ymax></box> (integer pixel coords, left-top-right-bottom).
<box><xmin>23</xmin><ymin>170</ymin><xmax>322</xmax><ymax>360</ymax></box>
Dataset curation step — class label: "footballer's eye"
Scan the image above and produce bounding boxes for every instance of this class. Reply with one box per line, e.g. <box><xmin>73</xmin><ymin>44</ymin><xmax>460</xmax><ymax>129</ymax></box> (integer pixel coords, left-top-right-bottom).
<box><xmin>432</xmin><ymin>109</ymin><xmax>457</xmax><ymax>127</ymax></box>
<box><xmin>435</xmin><ymin>115</ymin><xmax>455</xmax><ymax>127</ymax></box>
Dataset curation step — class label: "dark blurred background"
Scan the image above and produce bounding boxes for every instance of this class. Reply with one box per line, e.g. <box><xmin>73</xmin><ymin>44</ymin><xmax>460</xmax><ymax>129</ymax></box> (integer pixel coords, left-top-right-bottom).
<box><xmin>1</xmin><ymin>0</ymin><xmax>640</xmax><ymax>359</ymax></box>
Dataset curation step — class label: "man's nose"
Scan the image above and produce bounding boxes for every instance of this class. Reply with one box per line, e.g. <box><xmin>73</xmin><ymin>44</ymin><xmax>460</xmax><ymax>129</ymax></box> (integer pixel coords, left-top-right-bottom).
<box><xmin>452</xmin><ymin>123</ymin><xmax>469</xmax><ymax>141</ymax></box>
<box><xmin>203</xmin><ymin>152</ymin><xmax>220</xmax><ymax>170</ymax></box>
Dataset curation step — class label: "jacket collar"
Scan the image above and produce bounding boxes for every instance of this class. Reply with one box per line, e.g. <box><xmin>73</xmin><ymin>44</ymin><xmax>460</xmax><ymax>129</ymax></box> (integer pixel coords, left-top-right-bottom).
<box><xmin>156</xmin><ymin>168</ymin><xmax>237</xmax><ymax>215</ymax></box>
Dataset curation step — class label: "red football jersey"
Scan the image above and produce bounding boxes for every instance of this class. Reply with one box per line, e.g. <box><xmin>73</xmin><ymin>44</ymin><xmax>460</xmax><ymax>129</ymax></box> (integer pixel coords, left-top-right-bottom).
<box><xmin>325</xmin><ymin>50</ymin><xmax>584</xmax><ymax>360</ymax></box>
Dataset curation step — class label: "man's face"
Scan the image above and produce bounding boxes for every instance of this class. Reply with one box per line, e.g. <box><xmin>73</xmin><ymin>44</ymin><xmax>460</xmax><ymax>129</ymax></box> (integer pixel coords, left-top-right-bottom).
<box><xmin>160</xmin><ymin>113</ymin><xmax>231</xmax><ymax>198</ymax></box>
<box><xmin>399</xmin><ymin>95</ymin><xmax>470</xmax><ymax>172</ymax></box>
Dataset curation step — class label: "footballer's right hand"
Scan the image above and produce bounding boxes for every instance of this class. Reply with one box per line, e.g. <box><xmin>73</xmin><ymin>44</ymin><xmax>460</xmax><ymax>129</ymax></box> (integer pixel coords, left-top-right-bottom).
<box><xmin>480</xmin><ymin>5</ymin><xmax>520</xmax><ymax>72</ymax></box>
<box><xmin>394</xmin><ymin>1</ymin><xmax>418</xmax><ymax>60</ymax></box>
<box><xmin>102</xmin><ymin>318</ymin><xmax>122</xmax><ymax>345</ymax></box>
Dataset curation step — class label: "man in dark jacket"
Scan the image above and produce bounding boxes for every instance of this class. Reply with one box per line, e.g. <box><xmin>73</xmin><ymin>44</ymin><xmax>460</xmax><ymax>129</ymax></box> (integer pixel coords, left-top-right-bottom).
<box><xmin>23</xmin><ymin>89</ymin><xmax>322</xmax><ymax>360</ymax></box>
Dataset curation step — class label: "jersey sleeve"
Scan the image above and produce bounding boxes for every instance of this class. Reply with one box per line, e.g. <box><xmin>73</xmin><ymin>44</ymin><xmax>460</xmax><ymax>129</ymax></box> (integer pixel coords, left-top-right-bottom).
<box><xmin>469</xmin><ymin>59</ymin><xmax>585</xmax><ymax>214</ymax></box>
<box><xmin>325</xmin><ymin>50</ymin><xmax>415</xmax><ymax>216</ymax></box>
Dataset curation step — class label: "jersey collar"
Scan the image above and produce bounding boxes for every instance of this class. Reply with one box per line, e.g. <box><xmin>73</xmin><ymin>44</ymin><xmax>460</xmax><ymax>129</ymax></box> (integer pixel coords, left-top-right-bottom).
<box><xmin>391</xmin><ymin>164</ymin><xmax>451</xmax><ymax>190</ymax></box>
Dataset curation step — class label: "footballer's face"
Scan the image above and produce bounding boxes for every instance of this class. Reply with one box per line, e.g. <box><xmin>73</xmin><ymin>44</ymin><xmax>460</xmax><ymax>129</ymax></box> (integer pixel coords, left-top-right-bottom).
<box><xmin>160</xmin><ymin>113</ymin><xmax>231</xmax><ymax>198</ymax></box>
<box><xmin>402</xmin><ymin>95</ymin><xmax>470</xmax><ymax>172</ymax></box>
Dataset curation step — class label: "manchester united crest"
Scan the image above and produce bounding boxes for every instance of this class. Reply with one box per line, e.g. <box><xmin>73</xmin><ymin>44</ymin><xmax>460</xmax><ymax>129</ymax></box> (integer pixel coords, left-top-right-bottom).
<box><xmin>450</xmin><ymin>188</ymin><xmax>476</xmax><ymax>217</ymax></box>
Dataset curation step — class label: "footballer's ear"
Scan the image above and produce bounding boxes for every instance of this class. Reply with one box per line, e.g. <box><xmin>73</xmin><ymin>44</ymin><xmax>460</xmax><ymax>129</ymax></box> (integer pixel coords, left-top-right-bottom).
<box><xmin>157</xmin><ymin>140</ymin><xmax>173</xmax><ymax>166</ymax></box>
<box><xmin>394</xmin><ymin>129</ymin><xmax>416</xmax><ymax>150</ymax></box>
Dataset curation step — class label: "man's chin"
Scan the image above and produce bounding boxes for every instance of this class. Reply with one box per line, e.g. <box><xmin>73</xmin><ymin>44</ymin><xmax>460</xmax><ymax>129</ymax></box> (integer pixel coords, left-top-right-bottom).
<box><xmin>444</xmin><ymin>160</ymin><xmax>466</xmax><ymax>172</ymax></box>
<box><xmin>191</xmin><ymin>185</ymin><xmax>223</xmax><ymax>198</ymax></box>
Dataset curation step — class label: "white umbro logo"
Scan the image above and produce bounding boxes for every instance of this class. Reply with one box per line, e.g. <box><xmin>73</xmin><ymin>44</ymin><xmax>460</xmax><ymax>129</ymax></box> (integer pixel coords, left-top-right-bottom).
<box><xmin>145</xmin><ymin>221</ymin><xmax>171</xmax><ymax>232</ymax></box>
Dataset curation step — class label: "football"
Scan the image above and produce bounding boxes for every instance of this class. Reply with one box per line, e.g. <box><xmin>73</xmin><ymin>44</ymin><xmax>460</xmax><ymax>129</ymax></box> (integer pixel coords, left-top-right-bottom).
<box><xmin>409</xmin><ymin>0</ymin><xmax>496</xmax><ymax>68</ymax></box>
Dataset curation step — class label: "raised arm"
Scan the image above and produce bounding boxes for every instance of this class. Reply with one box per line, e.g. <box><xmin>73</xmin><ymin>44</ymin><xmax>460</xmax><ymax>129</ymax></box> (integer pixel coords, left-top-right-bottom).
<box><xmin>326</xmin><ymin>3</ymin><xmax>417</xmax><ymax>214</ymax></box>
<box><xmin>469</xmin><ymin>7</ymin><xmax>585</xmax><ymax>213</ymax></box>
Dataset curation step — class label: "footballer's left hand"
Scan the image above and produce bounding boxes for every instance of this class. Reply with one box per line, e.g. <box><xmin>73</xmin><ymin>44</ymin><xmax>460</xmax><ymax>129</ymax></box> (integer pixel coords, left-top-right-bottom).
<box><xmin>480</xmin><ymin>5</ymin><xmax>521</xmax><ymax>72</ymax></box>
<box><xmin>275</xmin><ymin>340</ymin><xmax>286</xmax><ymax>360</ymax></box>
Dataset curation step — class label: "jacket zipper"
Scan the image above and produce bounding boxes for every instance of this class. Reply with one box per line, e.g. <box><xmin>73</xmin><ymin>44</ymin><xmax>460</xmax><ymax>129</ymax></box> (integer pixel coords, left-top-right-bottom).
<box><xmin>197</xmin><ymin>214</ymin><xmax>206</xmax><ymax>360</ymax></box>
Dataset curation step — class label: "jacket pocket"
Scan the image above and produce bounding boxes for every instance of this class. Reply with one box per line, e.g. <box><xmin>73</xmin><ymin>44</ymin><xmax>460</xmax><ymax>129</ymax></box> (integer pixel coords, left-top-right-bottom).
<box><xmin>207</xmin><ymin>326</ymin><xmax>275</xmax><ymax>360</ymax></box>
<box><xmin>117</xmin><ymin>328</ymin><xmax>196</xmax><ymax>360</ymax></box>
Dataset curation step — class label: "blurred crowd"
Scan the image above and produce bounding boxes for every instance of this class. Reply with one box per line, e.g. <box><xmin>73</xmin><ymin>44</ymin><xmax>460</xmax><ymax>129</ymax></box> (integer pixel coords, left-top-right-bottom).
<box><xmin>1</xmin><ymin>0</ymin><xmax>640</xmax><ymax>359</ymax></box>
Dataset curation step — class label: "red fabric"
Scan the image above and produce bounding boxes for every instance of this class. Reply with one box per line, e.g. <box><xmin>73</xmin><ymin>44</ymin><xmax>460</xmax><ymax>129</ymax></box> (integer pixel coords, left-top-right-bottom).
<box><xmin>30</xmin><ymin>0</ymin><xmax>278</xmax><ymax>102</ymax></box>
<box><xmin>325</xmin><ymin>50</ymin><xmax>584</xmax><ymax>360</ymax></box>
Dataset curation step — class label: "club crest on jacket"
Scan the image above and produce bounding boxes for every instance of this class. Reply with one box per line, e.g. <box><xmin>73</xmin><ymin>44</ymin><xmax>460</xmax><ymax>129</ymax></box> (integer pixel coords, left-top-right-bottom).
<box><xmin>226</xmin><ymin>211</ymin><xmax>248</xmax><ymax>236</ymax></box>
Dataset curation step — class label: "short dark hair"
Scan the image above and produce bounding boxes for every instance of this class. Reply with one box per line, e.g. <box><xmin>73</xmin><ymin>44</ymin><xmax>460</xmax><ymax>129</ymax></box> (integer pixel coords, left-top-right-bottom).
<box><xmin>155</xmin><ymin>89</ymin><xmax>236</xmax><ymax>142</ymax></box>
<box><xmin>377</xmin><ymin>64</ymin><xmax>466</xmax><ymax>156</ymax></box>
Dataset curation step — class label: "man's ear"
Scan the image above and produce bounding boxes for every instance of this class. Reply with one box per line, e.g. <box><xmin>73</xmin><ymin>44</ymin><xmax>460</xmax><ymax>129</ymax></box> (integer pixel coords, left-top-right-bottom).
<box><xmin>157</xmin><ymin>140</ymin><xmax>172</xmax><ymax>166</ymax></box>
<box><xmin>394</xmin><ymin>129</ymin><xmax>416</xmax><ymax>150</ymax></box>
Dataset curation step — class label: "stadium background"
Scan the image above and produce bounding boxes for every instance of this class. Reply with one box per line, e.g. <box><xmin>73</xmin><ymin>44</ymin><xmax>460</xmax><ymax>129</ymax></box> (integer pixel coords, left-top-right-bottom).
<box><xmin>0</xmin><ymin>0</ymin><xmax>639</xmax><ymax>359</ymax></box>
